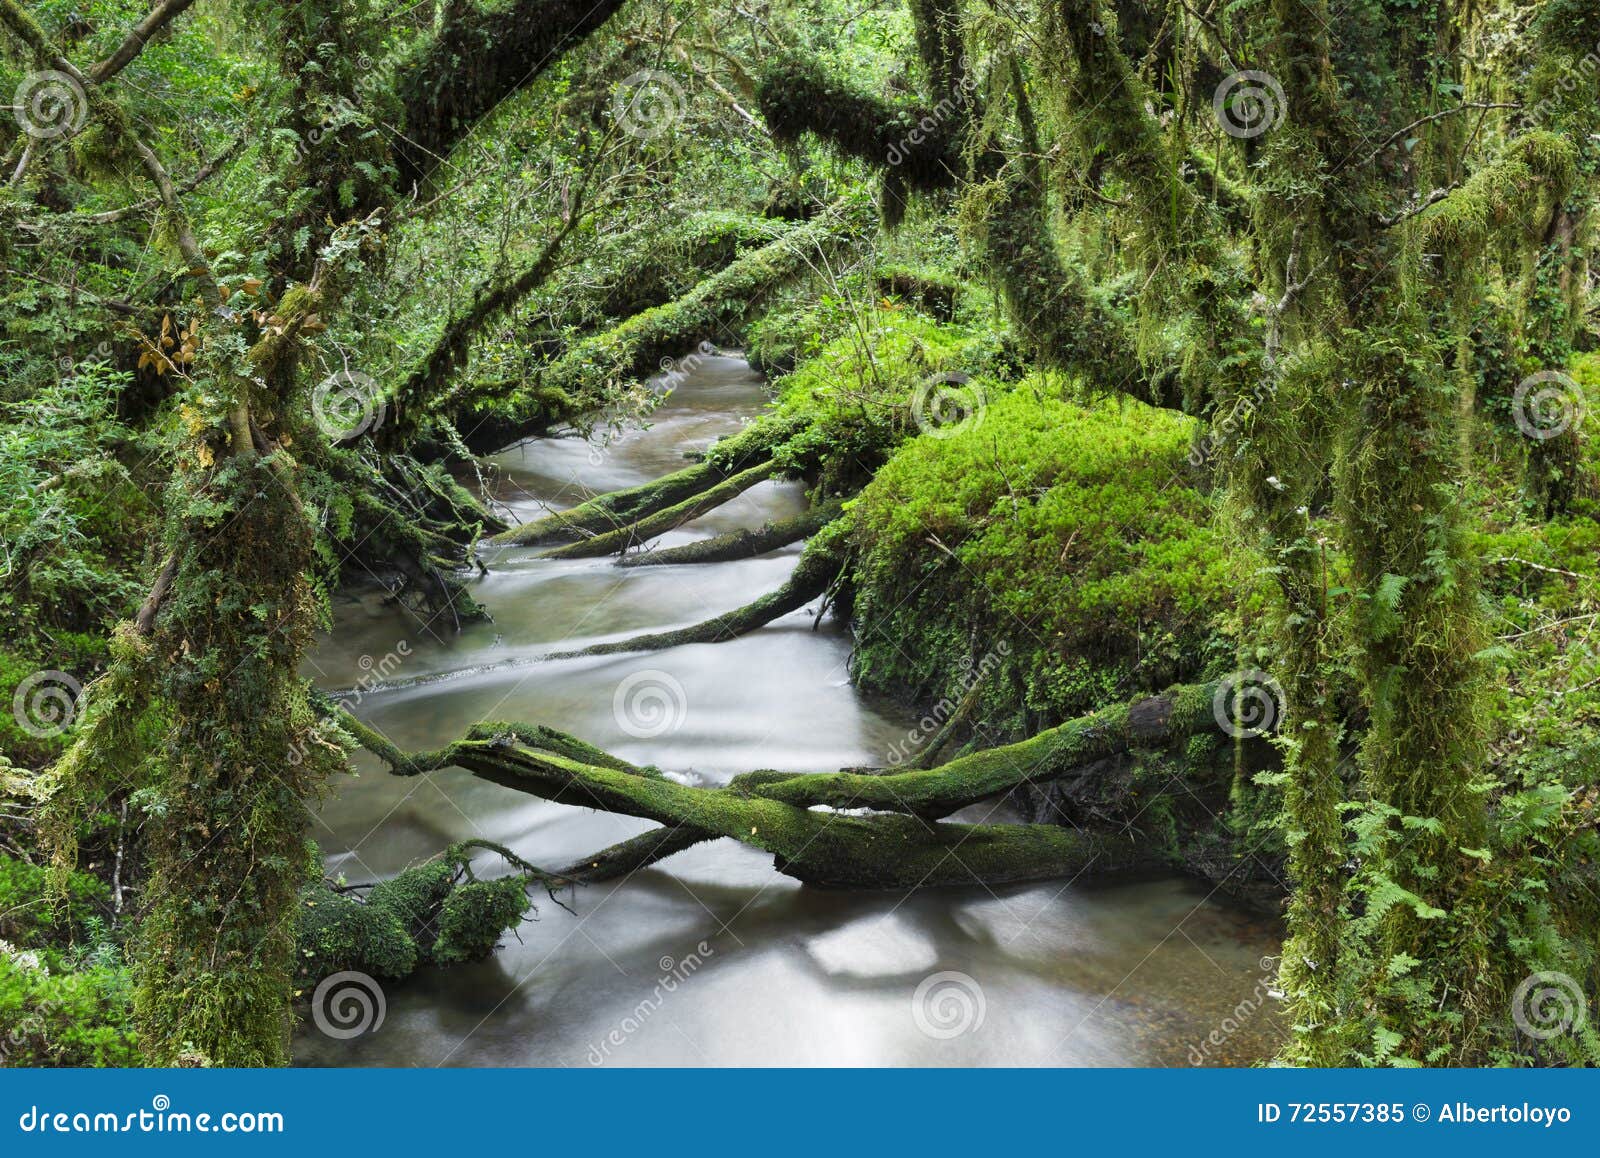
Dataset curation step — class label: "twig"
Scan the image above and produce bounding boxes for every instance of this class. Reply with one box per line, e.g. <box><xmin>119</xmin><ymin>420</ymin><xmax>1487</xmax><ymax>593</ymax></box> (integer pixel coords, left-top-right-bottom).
<box><xmin>1359</xmin><ymin>103</ymin><xmax>1519</xmax><ymax>169</ymax></box>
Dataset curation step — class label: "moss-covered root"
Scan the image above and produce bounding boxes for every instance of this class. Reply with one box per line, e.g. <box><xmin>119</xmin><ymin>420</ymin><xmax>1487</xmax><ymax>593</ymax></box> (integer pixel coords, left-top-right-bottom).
<box><xmin>546</xmin><ymin>524</ymin><xmax>844</xmax><ymax>657</ymax></box>
<box><xmin>526</xmin><ymin>194</ymin><xmax>875</xmax><ymax>408</ymax></box>
<box><xmin>454</xmin><ymin>742</ymin><xmax>1149</xmax><ymax>889</ymax></box>
<box><xmin>617</xmin><ymin>499</ymin><xmax>844</xmax><ymax>567</ymax></box>
<box><xmin>540</xmin><ymin>460</ymin><xmax>782</xmax><ymax>560</ymax></box>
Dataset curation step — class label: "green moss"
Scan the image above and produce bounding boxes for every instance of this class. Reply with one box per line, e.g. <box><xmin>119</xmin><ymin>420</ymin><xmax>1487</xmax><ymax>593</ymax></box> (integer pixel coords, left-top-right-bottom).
<box><xmin>294</xmin><ymin>886</ymin><xmax>417</xmax><ymax>982</ymax></box>
<box><xmin>0</xmin><ymin>854</ymin><xmax>108</xmax><ymax>947</ymax></box>
<box><xmin>0</xmin><ymin>952</ymin><xmax>137</xmax><ymax>1067</ymax></box>
<box><xmin>432</xmin><ymin>877</ymin><xmax>530</xmax><ymax>965</ymax></box>
<box><xmin>850</xmin><ymin>383</ymin><xmax>1233</xmax><ymax>728</ymax></box>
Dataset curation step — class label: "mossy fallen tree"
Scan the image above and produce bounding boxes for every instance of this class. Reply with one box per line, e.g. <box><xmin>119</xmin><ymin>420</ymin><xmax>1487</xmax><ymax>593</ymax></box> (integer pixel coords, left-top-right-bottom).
<box><xmin>335</xmin><ymin>687</ymin><xmax>1242</xmax><ymax>888</ymax></box>
<box><xmin>519</xmin><ymin>196</ymin><xmax>875</xmax><ymax>410</ymax></box>
<box><xmin>546</xmin><ymin>521</ymin><xmax>847</xmax><ymax>657</ymax></box>
<box><xmin>618</xmin><ymin>498</ymin><xmax>844</xmax><ymax>566</ymax></box>
<box><xmin>539</xmin><ymin>459</ymin><xmax>783</xmax><ymax>560</ymax></box>
<box><xmin>489</xmin><ymin>416</ymin><xmax>802</xmax><ymax>547</ymax></box>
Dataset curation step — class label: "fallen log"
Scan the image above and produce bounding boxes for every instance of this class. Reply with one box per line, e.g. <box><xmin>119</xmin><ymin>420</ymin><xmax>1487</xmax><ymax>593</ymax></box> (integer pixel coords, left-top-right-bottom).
<box><xmin>544</xmin><ymin>526</ymin><xmax>845</xmax><ymax>657</ymax></box>
<box><xmin>617</xmin><ymin>499</ymin><xmax>843</xmax><ymax>567</ymax></box>
<box><xmin>333</xmin><ymin>680</ymin><xmax>1233</xmax><ymax>890</ymax></box>
<box><xmin>453</xmin><ymin>740</ymin><xmax>1146</xmax><ymax>888</ymax></box>
<box><xmin>488</xmin><ymin>416</ymin><xmax>799</xmax><ymax>547</ymax></box>
<box><xmin>539</xmin><ymin>459</ymin><xmax>782</xmax><ymax>560</ymax></box>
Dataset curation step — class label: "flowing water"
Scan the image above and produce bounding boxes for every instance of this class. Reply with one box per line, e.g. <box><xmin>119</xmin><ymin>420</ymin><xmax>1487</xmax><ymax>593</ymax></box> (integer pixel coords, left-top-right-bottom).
<box><xmin>294</xmin><ymin>353</ymin><xmax>1283</xmax><ymax>1067</ymax></box>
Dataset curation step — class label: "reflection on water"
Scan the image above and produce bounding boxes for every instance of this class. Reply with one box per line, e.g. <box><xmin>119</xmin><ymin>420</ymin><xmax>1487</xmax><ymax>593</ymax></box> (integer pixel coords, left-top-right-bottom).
<box><xmin>296</xmin><ymin>353</ymin><xmax>1283</xmax><ymax>1067</ymax></box>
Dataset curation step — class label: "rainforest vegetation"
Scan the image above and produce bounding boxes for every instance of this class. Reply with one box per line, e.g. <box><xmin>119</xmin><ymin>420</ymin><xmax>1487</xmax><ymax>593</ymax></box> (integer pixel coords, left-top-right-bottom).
<box><xmin>1</xmin><ymin>0</ymin><xmax>1599</xmax><ymax>1068</ymax></box>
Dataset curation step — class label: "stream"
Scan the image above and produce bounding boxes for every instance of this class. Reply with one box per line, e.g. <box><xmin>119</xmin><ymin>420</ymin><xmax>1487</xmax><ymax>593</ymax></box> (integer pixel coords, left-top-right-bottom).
<box><xmin>293</xmin><ymin>353</ymin><xmax>1283</xmax><ymax>1067</ymax></box>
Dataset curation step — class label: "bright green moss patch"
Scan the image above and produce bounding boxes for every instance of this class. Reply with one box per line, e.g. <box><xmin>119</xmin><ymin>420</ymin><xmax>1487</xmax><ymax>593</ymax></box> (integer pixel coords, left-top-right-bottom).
<box><xmin>850</xmin><ymin>383</ymin><xmax>1231</xmax><ymax>730</ymax></box>
<box><xmin>0</xmin><ymin>951</ymin><xmax>137</xmax><ymax>1066</ymax></box>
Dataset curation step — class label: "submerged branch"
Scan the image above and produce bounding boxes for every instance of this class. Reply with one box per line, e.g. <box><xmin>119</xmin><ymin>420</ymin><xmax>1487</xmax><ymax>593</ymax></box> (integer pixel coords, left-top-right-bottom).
<box><xmin>617</xmin><ymin>499</ymin><xmax>843</xmax><ymax>566</ymax></box>
<box><xmin>332</xmin><ymin>682</ymin><xmax>1234</xmax><ymax>889</ymax></box>
<box><xmin>545</xmin><ymin>526</ymin><xmax>845</xmax><ymax>657</ymax></box>
<box><xmin>539</xmin><ymin>460</ymin><xmax>782</xmax><ymax>560</ymax></box>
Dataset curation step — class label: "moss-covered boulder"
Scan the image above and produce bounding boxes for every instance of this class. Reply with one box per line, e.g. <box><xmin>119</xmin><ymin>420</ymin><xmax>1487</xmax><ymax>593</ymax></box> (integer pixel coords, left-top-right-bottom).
<box><xmin>850</xmin><ymin>383</ymin><xmax>1233</xmax><ymax>733</ymax></box>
